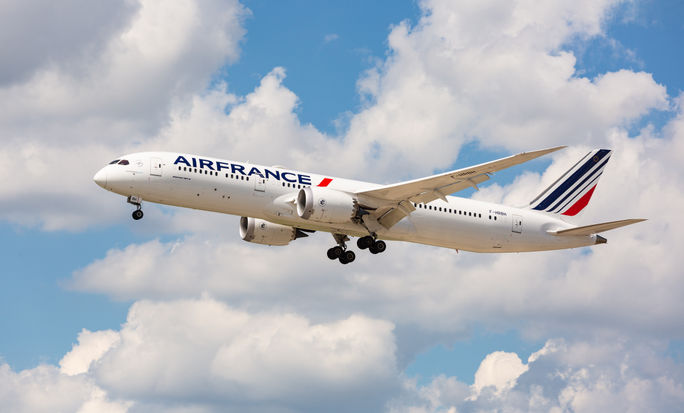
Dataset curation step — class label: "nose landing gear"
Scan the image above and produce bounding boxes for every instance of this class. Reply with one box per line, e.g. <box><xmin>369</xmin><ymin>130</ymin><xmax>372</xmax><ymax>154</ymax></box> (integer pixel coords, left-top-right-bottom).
<box><xmin>127</xmin><ymin>196</ymin><xmax>144</xmax><ymax>220</ymax></box>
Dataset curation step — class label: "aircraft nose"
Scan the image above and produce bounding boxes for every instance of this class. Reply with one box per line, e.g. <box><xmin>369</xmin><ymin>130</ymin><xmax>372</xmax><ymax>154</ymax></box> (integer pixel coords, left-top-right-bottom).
<box><xmin>93</xmin><ymin>168</ymin><xmax>107</xmax><ymax>188</ymax></box>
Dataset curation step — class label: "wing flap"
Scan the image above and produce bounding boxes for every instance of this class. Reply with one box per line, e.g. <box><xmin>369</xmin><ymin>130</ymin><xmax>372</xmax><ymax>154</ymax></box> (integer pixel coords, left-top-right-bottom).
<box><xmin>552</xmin><ymin>219</ymin><xmax>646</xmax><ymax>236</ymax></box>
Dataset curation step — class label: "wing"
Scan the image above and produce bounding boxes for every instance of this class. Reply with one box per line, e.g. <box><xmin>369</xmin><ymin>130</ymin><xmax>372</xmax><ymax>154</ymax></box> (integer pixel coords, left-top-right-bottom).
<box><xmin>357</xmin><ymin>146</ymin><xmax>566</xmax><ymax>229</ymax></box>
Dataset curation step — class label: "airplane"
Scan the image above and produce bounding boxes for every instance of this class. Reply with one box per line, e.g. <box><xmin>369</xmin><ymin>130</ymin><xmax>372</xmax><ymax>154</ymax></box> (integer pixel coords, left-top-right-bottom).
<box><xmin>93</xmin><ymin>146</ymin><xmax>645</xmax><ymax>264</ymax></box>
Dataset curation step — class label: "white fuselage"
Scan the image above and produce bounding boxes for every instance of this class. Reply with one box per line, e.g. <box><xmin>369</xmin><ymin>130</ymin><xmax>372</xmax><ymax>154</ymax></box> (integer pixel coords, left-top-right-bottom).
<box><xmin>94</xmin><ymin>152</ymin><xmax>599</xmax><ymax>253</ymax></box>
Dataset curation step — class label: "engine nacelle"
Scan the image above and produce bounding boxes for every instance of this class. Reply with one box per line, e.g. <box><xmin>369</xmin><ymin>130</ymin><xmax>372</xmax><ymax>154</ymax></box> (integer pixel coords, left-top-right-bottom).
<box><xmin>296</xmin><ymin>187</ymin><xmax>357</xmax><ymax>224</ymax></box>
<box><xmin>239</xmin><ymin>217</ymin><xmax>305</xmax><ymax>246</ymax></box>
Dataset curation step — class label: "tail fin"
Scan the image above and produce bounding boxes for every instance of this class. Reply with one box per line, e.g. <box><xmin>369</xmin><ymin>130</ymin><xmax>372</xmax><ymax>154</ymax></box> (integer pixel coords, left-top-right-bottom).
<box><xmin>529</xmin><ymin>149</ymin><xmax>612</xmax><ymax>216</ymax></box>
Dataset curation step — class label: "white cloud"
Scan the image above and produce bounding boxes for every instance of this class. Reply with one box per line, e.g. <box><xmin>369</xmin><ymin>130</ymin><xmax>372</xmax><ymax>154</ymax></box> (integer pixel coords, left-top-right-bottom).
<box><xmin>324</xmin><ymin>33</ymin><xmax>340</xmax><ymax>43</ymax></box>
<box><xmin>0</xmin><ymin>364</ymin><xmax>130</xmax><ymax>413</ymax></box>
<box><xmin>0</xmin><ymin>0</ymin><xmax>138</xmax><ymax>85</ymax></box>
<box><xmin>91</xmin><ymin>298</ymin><xmax>399</xmax><ymax>411</ymax></box>
<box><xmin>469</xmin><ymin>351</ymin><xmax>528</xmax><ymax>398</ymax></box>
<box><xmin>60</xmin><ymin>329</ymin><xmax>120</xmax><ymax>376</ymax></box>
<box><xmin>0</xmin><ymin>0</ymin><xmax>248</xmax><ymax>230</ymax></box>
<box><xmin>0</xmin><ymin>298</ymin><xmax>400</xmax><ymax>413</ymax></box>
<box><xmin>391</xmin><ymin>337</ymin><xmax>684</xmax><ymax>413</ymax></box>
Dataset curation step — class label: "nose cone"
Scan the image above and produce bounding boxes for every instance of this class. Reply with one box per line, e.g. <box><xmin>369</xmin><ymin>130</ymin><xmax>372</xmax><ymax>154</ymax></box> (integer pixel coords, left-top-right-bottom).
<box><xmin>93</xmin><ymin>168</ymin><xmax>107</xmax><ymax>188</ymax></box>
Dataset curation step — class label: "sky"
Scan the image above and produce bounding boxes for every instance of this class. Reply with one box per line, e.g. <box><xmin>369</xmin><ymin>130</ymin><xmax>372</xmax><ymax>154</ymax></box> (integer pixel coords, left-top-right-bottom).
<box><xmin>1</xmin><ymin>0</ymin><xmax>684</xmax><ymax>411</ymax></box>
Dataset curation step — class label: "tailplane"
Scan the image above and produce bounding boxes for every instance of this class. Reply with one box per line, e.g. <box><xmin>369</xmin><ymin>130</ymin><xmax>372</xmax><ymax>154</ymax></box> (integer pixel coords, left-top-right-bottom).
<box><xmin>529</xmin><ymin>149</ymin><xmax>611</xmax><ymax>216</ymax></box>
<box><xmin>551</xmin><ymin>219</ymin><xmax>646</xmax><ymax>236</ymax></box>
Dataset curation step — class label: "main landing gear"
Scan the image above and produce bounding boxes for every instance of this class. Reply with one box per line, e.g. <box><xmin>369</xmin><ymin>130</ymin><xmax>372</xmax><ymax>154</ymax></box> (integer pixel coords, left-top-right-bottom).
<box><xmin>327</xmin><ymin>234</ymin><xmax>356</xmax><ymax>264</ymax></box>
<box><xmin>127</xmin><ymin>195</ymin><xmax>144</xmax><ymax>220</ymax></box>
<box><xmin>327</xmin><ymin>234</ymin><xmax>386</xmax><ymax>264</ymax></box>
<box><xmin>357</xmin><ymin>235</ymin><xmax>386</xmax><ymax>254</ymax></box>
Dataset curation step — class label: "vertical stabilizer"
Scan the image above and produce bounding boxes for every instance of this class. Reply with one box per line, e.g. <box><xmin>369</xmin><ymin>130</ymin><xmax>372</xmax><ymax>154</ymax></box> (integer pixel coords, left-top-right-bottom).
<box><xmin>529</xmin><ymin>149</ymin><xmax>611</xmax><ymax>216</ymax></box>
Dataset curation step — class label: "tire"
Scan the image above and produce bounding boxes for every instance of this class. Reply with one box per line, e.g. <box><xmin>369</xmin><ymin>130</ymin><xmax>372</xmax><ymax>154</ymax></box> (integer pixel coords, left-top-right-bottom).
<box><xmin>132</xmin><ymin>210</ymin><xmax>144</xmax><ymax>220</ymax></box>
<box><xmin>342</xmin><ymin>250</ymin><xmax>355</xmax><ymax>263</ymax></box>
<box><xmin>357</xmin><ymin>236</ymin><xmax>373</xmax><ymax>250</ymax></box>
<box><xmin>374</xmin><ymin>240</ymin><xmax>386</xmax><ymax>253</ymax></box>
<box><xmin>327</xmin><ymin>246</ymin><xmax>343</xmax><ymax>260</ymax></box>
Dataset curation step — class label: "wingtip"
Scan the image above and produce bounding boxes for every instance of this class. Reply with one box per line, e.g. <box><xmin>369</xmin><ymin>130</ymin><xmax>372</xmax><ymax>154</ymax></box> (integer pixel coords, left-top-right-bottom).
<box><xmin>548</xmin><ymin>145</ymin><xmax>567</xmax><ymax>152</ymax></box>
<box><xmin>523</xmin><ymin>145</ymin><xmax>566</xmax><ymax>158</ymax></box>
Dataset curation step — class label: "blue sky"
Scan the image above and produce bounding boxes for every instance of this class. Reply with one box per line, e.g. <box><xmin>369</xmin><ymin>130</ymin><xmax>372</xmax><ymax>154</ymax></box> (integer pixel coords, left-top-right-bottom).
<box><xmin>1</xmin><ymin>1</ymin><xmax>684</xmax><ymax>411</ymax></box>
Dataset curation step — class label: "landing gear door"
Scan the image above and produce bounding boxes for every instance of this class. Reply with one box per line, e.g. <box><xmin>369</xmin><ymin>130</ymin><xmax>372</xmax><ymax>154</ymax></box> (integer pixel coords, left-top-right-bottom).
<box><xmin>512</xmin><ymin>214</ymin><xmax>523</xmax><ymax>234</ymax></box>
<box><xmin>150</xmin><ymin>157</ymin><xmax>163</xmax><ymax>177</ymax></box>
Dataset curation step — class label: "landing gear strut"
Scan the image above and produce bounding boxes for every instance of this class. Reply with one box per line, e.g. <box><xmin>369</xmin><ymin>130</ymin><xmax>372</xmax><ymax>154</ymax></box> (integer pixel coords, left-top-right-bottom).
<box><xmin>127</xmin><ymin>196</ymin><xmax>144</xmax><ymax>220</ymax></box>
<box><xmin>327</xmin><ymin>233</ymin><xmax>356</xmax><ymax>264</ymax></box>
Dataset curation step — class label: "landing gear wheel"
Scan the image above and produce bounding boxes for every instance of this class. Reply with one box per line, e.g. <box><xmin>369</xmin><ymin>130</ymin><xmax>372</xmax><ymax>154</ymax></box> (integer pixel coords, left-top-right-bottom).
<box><xmin>357</xmin><ymin>236</ymin><xmax>374</xmax><ymax>250</ymax></box>
<box><xmin>132</xmin><ymin>209</ymin><xmax>144</xmax><ymax>220</ymax></box>
<box><xmin>327</xmin><ymin>246</ymin><xmax>343</xmax><ymax>260</ymax></box>
<box><xmin>369</xmin><ymin>240</ymin><xmax>386</xmax><ymax>254</ymax></box>
<box><xmin>339</xmin><ymin>250</ymin><xmax>356</xmax><ymax>264</ymax></box>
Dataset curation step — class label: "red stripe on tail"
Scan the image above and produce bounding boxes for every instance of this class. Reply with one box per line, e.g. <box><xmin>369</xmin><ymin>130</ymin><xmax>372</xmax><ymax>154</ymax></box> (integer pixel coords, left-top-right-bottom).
<box><xmin>562</xmin><ymin>185</ymin><xmax>597</xmax><ymax>216</ymax></box>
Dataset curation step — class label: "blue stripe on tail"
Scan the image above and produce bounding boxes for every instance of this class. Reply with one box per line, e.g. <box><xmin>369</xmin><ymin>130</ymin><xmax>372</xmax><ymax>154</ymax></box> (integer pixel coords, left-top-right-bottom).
<box><xmin>532</xmin><ymin>149</ymin><xmax>611</xmax><ymax>211</ymax></box>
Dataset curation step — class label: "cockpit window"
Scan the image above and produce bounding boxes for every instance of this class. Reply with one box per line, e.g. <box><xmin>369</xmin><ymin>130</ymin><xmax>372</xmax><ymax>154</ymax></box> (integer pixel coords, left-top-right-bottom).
<box><xmin>118</xmin><ymin>159</ymin><xmax>130</xmax><ymax>165</ymax></box>
<box><xmin>109</xmin><ymin>159</ymin><xmax>120</xmax><ymax>164</ymax></box>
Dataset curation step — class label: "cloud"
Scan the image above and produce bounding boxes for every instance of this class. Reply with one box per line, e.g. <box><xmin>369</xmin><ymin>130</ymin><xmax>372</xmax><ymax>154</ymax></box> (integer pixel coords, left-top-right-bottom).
<box><xmin>0</xmin><ymin>0</ymin><xmax>138</xmax><ymax>85</ymax></box>
<box><xmin>1</xmin><ymin>298</ymin><xmax>401</xmax><ymax>413</ymax></box>
<box><xmin>390</xmin><ymin>338</ymin><xmax>684</xmax><ymax>413</ymax></box>
<box><xmin>60</xmin><ymin>329</ymin><xmax>120</xmax><ymax>376</ymax></box>
<box><xmin>469</xmin><ymin>351</ymin><xmax>528</xmax><ymax>398</ymax></box>
<box><xmin>0</xmin><ymin>0</ymin><xmax>248</xmax><ymax>230</ymax></box>
<box><xmin>324</xmin><ymin>33</ymin><xmax>340</xmax><ymax>43</ymax></box>
<box><xmin>0</xmin><ymin>363</ymin><xmax>130</xmax><ymax>413</ymax></box>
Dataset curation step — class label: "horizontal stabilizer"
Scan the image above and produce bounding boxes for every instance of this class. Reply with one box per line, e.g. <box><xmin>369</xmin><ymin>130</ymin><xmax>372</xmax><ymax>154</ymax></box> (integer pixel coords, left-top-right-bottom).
<box><xmin>552</xmin><ymin>219</ymin><xmax>646</xmax><ymax>236</ymax></box>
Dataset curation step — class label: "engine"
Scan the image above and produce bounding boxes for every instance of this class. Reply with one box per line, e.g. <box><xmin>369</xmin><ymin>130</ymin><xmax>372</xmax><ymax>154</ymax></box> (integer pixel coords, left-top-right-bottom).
<box><xmin>296</xmin><ymin>187</ymin><xmax>357</xmax><ymax>224</ymax></box>
<box><xmin>239</xmin><ymin>217</ymin><xmax>307</xmax><ymax>246</ymax></box>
